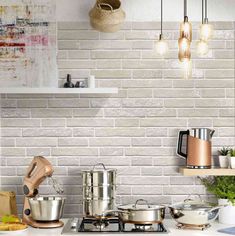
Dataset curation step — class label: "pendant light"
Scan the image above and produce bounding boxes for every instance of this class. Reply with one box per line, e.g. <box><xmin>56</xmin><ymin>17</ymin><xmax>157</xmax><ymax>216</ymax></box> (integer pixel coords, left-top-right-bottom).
<box><xmin>197</xmin><ymin>0</ymin><xmax>209</xmax><ymax>55</ymax></box>
<box><xmin>200</xmin><ymin>0</ymin><xmax>213</xmax><ymax>41</ymax></box>
<box><xmin>155</xmin><ymin>0</ymin><xmax>168</xmax><ymax>56</ymax></box>
<box><xmin>178</xmin><ymin>0</ymin><xmax>192</xmax><ymax>62</ymax></box>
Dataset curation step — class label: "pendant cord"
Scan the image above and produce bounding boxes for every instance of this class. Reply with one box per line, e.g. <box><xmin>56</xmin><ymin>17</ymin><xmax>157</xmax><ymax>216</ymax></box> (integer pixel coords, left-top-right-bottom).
<box><xmin>184</xmin><ymin>0</ymin><xmax>187</xmax><ymax>17</ymax></box>
<box><xmin>202</xmin><ymin>0</ymin><xmax>204</xmax><ymax>23</ymax></box>
<box><xmin>205</xmin><ymin>0</ymin><xmax>208</xmax><ymax>19</ymax></box>
<box><xmin>161</xmin><ymin>0</ymin><xmax>163</xmax><ymax>36</ymax></box>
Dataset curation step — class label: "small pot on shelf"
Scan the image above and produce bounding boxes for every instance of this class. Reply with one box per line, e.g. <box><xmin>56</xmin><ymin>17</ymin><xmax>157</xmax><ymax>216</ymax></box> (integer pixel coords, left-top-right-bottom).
<box><xmin>229</xmin><ymin>149</ymin><xmax>235</xmax><ymax>169</ymax></box>
<box><xmin>217</xmin><ymin>147</ymin><xmax>230</xmax><ymax>168</ymax></box>
<box><xmin>218</xmin><ymin>155</ymin><xmax>229</xmax><ymax>168</ymax></box>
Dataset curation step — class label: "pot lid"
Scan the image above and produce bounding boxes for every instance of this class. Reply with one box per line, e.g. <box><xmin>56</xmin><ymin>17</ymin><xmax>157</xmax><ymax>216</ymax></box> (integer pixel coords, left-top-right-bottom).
<box><xmin>118</xmin><ymin>199</ymin><xmax>165</xmax><ymax>211</ymax></box>
<box><xmin>170</xmin><ymin>200</ymin><xmax>214</xmax><ymax>211</ymax></box>
<box><xmin>82</xmin><ymin>163</ymin><xmax>116</xmax><ymax>173</ymax></box>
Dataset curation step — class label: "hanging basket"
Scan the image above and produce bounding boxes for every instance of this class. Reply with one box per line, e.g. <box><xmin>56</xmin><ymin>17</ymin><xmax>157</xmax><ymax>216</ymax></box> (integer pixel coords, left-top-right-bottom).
<box><xmin>89</xmin><ymin>0</ymin><xmax>126</xmax><ymax>33</ymax></box>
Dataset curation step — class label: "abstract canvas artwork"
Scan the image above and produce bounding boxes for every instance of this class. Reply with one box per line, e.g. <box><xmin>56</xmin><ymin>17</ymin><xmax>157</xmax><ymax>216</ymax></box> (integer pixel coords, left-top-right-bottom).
<box><xmin>0</xmin><ymin>0</ymin><xmax>57</xmax><ymax>87</ymax></box>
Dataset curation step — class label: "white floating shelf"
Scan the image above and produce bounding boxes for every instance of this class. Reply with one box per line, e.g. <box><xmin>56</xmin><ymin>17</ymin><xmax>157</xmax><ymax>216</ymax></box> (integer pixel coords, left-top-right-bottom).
<box><xmin>0</xmin><ymin>87</ymin><xmax>118</xmax><ymax>94</ymax></box>
<box><xmin>180</xmin><ymin>167</ymin><xmax>235</xmax><ymax>176</ymax></box>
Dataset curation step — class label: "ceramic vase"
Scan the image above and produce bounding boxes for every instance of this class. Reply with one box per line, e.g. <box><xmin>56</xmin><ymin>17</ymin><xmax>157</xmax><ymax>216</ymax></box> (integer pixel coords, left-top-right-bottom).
<box><xmin>218</xmin><ymin>199</ymin><xmax>235</xmax><ymax>225</ymax></box>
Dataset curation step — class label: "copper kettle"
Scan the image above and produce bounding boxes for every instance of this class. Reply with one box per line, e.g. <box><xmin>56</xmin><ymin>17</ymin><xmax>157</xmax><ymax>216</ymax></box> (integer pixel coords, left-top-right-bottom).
<box><xmin>177</xmin><ymin>128</ymin><xmax>215</xmax><ymax>169</ymax></box>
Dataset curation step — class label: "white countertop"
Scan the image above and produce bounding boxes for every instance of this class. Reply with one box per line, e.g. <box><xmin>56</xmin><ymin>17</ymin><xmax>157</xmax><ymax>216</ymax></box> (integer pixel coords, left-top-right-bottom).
<box><xmin>2</xmin><ymin>219</ymin><xmax>232</xmax><ymax>236</ymax></box>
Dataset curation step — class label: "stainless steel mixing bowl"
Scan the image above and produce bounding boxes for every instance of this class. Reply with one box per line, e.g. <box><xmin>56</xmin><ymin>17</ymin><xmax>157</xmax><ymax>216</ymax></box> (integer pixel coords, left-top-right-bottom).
<box><xmin>29</xmin><ymin>196</ymin><xmax>65</xmax><ymax>221</ymax></box>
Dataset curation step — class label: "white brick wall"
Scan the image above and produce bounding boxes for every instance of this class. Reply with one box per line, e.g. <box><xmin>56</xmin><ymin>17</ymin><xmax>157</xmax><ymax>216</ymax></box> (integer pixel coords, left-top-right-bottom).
<box><xmin>0</xmin><ymin>21</ymin><xmax>234</xmax><ymax>217</ymax></box>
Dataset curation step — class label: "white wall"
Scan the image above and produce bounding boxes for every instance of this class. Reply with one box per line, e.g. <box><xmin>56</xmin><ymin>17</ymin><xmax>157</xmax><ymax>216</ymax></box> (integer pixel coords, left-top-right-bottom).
<box><xmin>56</xmin><ymin>0</ymin><xmax>235</xmax><ymax>22</ymax></box>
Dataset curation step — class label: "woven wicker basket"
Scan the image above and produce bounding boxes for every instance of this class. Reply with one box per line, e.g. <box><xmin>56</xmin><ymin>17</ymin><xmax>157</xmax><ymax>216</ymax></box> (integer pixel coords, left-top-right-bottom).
<box><xmin>89</xmin><ymin>0</ymin><xmax>126</xmax><ymax>33</ymax></box>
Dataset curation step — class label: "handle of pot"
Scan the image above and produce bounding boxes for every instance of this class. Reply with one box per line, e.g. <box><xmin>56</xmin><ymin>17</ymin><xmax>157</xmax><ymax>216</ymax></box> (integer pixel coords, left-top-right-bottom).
<box><xmin>134</xmin><ymin>199</ymin><xmax>150</xmax><ymax>208</ymax></box>
<box><xmin>184</xmin><ymin>194</ymin><xmax>203</xmax><ymax>203</ymax></box>
<box><xmin>97</xmin><ymin>3</ymin><xmax>114</xmax><ymax>12</ymax></box>
<box><xmin>177</xmin><ymin>130</ymin><xmax>189</xmax><ymax>159</ymax></box>
<box><xmin>208</xmin><ymin>206</ymin><xmax>222</xmax><ymax>213</ymax></box>
<box><xmin>93</xmin><ymin>163</ymin><xmax>107</xmax><ymax>171</ymax></box>
<box><xmin>101</xmin><ymin>209</ymin><xmax>127</xmax><ymax>217</ymax></box>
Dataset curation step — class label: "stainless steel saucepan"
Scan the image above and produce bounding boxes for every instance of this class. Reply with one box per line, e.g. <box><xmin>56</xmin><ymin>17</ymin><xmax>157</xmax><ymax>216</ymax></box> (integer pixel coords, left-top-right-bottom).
<box><xmin>169</xmin><ymin>196</ymin><xmax>221</xmax><ymax>226</ymax></box>
<box><xmin>104</xmin><ymin>199</ymin><xmax>166</xmax><ymax>224</ymax></box>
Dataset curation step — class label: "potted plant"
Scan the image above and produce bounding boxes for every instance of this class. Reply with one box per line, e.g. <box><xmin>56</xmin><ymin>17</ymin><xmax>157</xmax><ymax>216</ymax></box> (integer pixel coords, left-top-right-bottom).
<box><xmin>201</xmin><ymin>176</ymin><xmax>235</xmax><ymax>225</ymax></box>
<box><xmin>218</xmin><ymin>147</ymin><xmax>230</xmax><ymax>168</ymax></box>
<box><xmin>228</xmin><ymin>148</ymin><xmax>235</xmax><ymax>169</ymax></box>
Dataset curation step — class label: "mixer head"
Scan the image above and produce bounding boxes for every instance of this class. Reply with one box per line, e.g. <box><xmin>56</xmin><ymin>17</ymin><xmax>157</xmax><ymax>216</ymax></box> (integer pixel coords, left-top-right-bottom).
<box><xmin>23</xmin><ymin>156</ymin><xmax>54</xmax><ymax>197</ymax></box>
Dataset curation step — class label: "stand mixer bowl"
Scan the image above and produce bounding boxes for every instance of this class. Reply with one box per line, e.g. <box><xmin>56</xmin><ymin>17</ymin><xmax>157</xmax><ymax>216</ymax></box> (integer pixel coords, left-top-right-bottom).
<box><xmin>29</xmin><ymin>196</ymin><xmax>65</xmax><ymax>221</ymax></box>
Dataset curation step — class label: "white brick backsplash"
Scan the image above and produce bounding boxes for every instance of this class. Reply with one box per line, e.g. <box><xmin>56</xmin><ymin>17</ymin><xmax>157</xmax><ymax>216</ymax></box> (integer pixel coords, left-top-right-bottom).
<box><xmin>48</xmin><ymin>99</ymin><xmax>89</xmax><ymax>108</ymax></box>
<box><xmin>67</xmin><ymin>118</ymin><xmax>114</xmax><ymax>127</ymax></box>
<box><xmin>91</xmin><ymin>50</ymin><xmax>140</xmax><ymax>59</ymax></box>
<box><xmin>132</xmin><ymin>138</ymin><xmax>161</xmax><ymax>146</ymax></box>
<box><xmin>23</xmin><ymin>128</ymin><xmax>72</xmax><ymax>137</ymax></box>
<box><xmin>115</xmin><ymin>119</ymin><xmax>139</xmax><ymax>127</ymax></box>
<box><xmin>41</xmin><ymin>118</ymin><xmax>66</xmax><ymax>127</ymax></box>
<box><xmin>31</xmin><ymin>108</ymin><xmax>72</xmax><ymax>118</ymax></box>
<box><xmin>95</xmin><ymin>128</ymin><xmax>145</xmax><ymax>137</ymax></box>
<box><xmin>58</xmin><ymin>138</ymin><xmax>88</xmax><ymax>147</ymax></box>
<box><xmin>1</xmin><ymin>21</ymin><xmax>234</xmax><ymax>217</ymax></box>
<box><xmin>0</xmin><ymin>138</ymin><xmax>15</xmax><ymax>147</ymax></box>
<box><xmin>52</xmin><ymin>148</ymin><xmax>98</xmax><ymax>156</ymax></box>
<box><xmin>132</xmin><ymin>186</ymin><xmax>163</xmax><ymax>195</ymax></box>
<box><xmin>89</xmin><ymin>138</ymin><xmax>131</xmax><ymax>147</ymax></box>
<box><xmin>1</xmin><ymin>109</ymin><xmax>30</xmax><ymax>118</ymax></box>
<box><xmin>17</xmin><ymin>100</ymin><xmax>47</xmax><ymax>108</ymax></box>
<box><xmin>140</xmin><ymin>118</ymin><xmax>187</xmax><ymax>127</ymax></box>
<box><xmin>16</xmin><ymin>138</ymin><xmax>57</xmax><ymax>147</ymax></box>
<box><xmin>1</xmin><ymin>119</ymin><xmax>40</xmax><ymax>127</ymax></box>
<box><xmin>27</xmin><ymin>148</ymin><xmax>50</xmax><ymax>156</ymax></box>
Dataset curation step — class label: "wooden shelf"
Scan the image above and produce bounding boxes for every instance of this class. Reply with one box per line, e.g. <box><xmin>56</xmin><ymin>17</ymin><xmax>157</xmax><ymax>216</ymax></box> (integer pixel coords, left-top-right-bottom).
<box><xmin>180</xmin><ymin>167</ymin><xmax>235</xmax><ymax>176</ymax></box>
<box><xmin>0</xmin><ymin>87</ymin><xmax>118</xmax><ymax>94</ymax></box>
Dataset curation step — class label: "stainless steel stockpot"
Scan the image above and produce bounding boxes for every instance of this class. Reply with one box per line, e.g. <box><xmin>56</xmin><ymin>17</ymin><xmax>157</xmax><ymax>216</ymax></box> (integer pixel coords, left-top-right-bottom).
<box><xmin>117</xmin><ymin>199</ymin><xmax>166</xmax><ymax>224</ymax></box>
<box><xmin>83</xmin><ymin>185</ymin><xmax>116</xmax><ymax>200</ymax></box>
<box><xmin>82</xmin><ymin>163</ymin><xmax>116</xmax><ymax>187</ymax></box>
<box><xmin>82</xmin><ymin>163</ymin><xmax>117</xmax><ymax>217</ymax></box>
<box><xmin>169</xmin><ymin>198</ymin><xmax>221</xmax><ymax>225</ymax></box>
<box><xmin>29</xmin><ymin>196</ymin><xmax>65</xmax><ymax>221</ymax></box>
<box><xmin>84</xmin><ymin>199</ymin><xmax>115</xmax><ymax>216</ymax></box>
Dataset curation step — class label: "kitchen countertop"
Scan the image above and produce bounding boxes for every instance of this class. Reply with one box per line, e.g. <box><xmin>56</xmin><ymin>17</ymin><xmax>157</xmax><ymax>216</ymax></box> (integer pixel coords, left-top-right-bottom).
<box><xmin>4</xmin><ymin>219</ymin><xmax>233</xmax><ymax>236</ymax></box>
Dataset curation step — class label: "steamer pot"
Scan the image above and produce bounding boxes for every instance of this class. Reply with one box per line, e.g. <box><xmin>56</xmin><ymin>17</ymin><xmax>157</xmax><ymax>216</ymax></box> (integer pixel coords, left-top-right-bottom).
<box><xmin>82</xmin><ymin>163</ymin><xmax>117</xmax><ymax>217</ymax></box>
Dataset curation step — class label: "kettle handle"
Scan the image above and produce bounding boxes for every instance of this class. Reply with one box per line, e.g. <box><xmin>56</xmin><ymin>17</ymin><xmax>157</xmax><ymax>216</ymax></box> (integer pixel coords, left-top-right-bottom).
<box><xmin>177</xmin><ymin>130</ymin><xmax>189</xmax><ymax>158</ymax></box>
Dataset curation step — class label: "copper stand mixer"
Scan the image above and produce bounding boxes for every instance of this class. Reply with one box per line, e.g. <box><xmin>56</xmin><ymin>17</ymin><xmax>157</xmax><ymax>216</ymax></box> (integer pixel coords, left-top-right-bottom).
<box><xmin>22</xmin><ymin>156</ymin><xmax>64</xmax><ymax>228</ymax></box>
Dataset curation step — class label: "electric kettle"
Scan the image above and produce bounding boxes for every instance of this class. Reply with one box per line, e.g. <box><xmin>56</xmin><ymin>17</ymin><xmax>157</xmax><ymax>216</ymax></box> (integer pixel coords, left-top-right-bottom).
<box><xmin>177</xmin><ymin>128</ymin><xmax>215</xmax><ymax>169</ymax></box>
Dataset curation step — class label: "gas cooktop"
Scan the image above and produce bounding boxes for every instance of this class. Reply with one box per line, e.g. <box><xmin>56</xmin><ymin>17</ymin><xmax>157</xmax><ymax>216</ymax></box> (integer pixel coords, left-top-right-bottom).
<box><xmin>62</xmin><ymin>217</ymin><xmax>169</xmax><ymax>234</ymax></box>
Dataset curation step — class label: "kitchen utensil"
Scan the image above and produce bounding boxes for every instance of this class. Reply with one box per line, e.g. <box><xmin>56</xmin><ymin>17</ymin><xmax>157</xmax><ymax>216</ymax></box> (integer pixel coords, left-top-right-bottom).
<box><xmin>116</xmin><ymin>199</ymin><xmax>166</xmax><ymax>224</ymax></box>
<box><xmin>82</xmin><ymin>163</ymin><xmax>117</xmax><ymax>217</ymax></box>
<box><xmin>177</xmin><ymin>128</ymin><xmax>215</xmax><ymax>168</ymax></box>
<box><xmin>89</xmin><ymin>0</ymin><xmax>126</xmax><ymax>33</ymax></box>
<box><xmin>22</xmin><ymin>156</ymin><xmax>65</xmax><ymax>228</ymax></box>
<box><xmin>169</xmin><ymin>196</ymin><xmax>220</xmax><ymax>226</ymax></box>
<box><xmin>29</xmin><ymin>196</ymin><xmax>65</xmax><ymax>221</ymax></box>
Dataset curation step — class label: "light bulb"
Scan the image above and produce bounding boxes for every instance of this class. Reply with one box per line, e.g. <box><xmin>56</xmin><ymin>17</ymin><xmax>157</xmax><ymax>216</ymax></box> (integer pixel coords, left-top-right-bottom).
<box><xmin>155</xmin><ymin>38</ymin><xmax>169</xmax><ymax>56</ymax></box>
<box><xmin>197</xmin><ymin>39</ymin><xmax>209</xmax><ymax>55</ymax></box>
<box><xmin>178</xmin><ymin>37</ymin><xmax>190</xmax><ymax>51</ymax></box>
<box><xmin>180</xmin><ymin>18</ymin><xmax>192</xmax><ymax>42</ymax></box>
<box><xmin>200</xmin><ymin>23</ymin><xmax>213</xmax><ymax>41</ymax></box>
<box><xmin>178</xmin><ymin>37</ymin><xmax>191</xmax><ymax>62</ymax></box>
<box><xmin>181</xmin><ymin>60</ymin><xmax>192</xmax><ymax>79</ymax></box>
